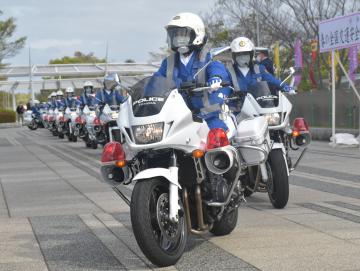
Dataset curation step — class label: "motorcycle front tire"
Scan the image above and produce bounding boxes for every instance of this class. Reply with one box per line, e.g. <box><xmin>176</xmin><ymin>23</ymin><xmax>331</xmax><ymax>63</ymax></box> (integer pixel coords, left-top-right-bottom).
<box><xmin>268</xmin><ymin>149</ymin><xmax>289</xmax><ymax>209</ymax></box>
<box><xmin>131</xmin><ymin>178</ymin><xmax>187</xmax><ymax>267</ymax></box>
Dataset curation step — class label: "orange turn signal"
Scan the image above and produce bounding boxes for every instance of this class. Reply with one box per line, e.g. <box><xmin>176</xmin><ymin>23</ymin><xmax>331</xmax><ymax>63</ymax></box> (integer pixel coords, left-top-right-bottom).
<box><xmin>292</xmin><ymin>131</ymin><xmax>300</xmax><ymax>137</ymax></box>
<box><xmin>115</xmin><ymin>160</ymin><xmax>126</xmax><ymax>167</ymax></box>
<box><xmin>192</xmin><ymin>149</ymin><xmax>204</xmax><ymax>158</ymax></box>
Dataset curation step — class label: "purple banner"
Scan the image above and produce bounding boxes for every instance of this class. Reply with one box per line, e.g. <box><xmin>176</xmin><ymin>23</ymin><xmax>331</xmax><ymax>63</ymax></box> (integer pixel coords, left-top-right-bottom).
<box><xmin>348</xmin><ymin>46</ymin><xmax>358</xmax><ymax>83</ymax></box>
<box><xmin>294</xmin><ymin>39</ymin><xmax>303</xmax><ymax>86</ymax></box>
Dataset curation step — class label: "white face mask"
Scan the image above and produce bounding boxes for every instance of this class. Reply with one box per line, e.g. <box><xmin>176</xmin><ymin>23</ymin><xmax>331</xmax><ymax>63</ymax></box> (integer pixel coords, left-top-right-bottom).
<box><xmin>235</xmin><ymin>55</ymin><xmax>250</xmax><ymax>67</ymax></box>
<box><xmin>256</xmin><ymin>55</ymin><xmax>261</xmax><ymax>62</ymax></box>
<box><xmin>178</xmin><ymin>46</ymin><xmax>190</xmax><ymax>54</ymax></box>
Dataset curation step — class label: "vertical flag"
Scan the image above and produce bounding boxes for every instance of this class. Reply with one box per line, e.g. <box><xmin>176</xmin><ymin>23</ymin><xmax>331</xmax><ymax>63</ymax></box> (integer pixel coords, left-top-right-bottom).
<box><xmin>348</xmin><ymin>46</ymin><xmax>358</xmax><ymax>83</ymax></box>
<box><xmin>294</xmin><ymin>38</ymin><xmax>303</xmax><ymax>87</ymax></box>
<box><xmin>274</xmin><ymin>41</ymin><xmax>280</xmax><ymax>77</ymax></box>
<box><xmin>309</xmin><ymin>39</ymin><xmax>318</xmax><ymax>89</ymax></box>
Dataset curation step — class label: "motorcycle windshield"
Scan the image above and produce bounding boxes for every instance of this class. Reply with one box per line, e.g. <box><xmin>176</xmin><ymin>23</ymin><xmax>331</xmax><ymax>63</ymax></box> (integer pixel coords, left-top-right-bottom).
<box><xmin>248</xmin><ymin>81</ymin><xmax>279</xmax><ymax>108</ymax></box>
<box><xmin>131</xmin><ymin>76</ymin><xmax>176</xmax><ymax>117</ymax></box>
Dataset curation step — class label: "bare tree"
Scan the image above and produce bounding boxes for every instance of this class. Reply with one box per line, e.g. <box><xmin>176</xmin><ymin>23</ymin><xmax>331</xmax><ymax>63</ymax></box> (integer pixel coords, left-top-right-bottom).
<box><xmin>204</xmin><ymin>0</ymin><xmax>360</xmax><ymax>88</ymax></box>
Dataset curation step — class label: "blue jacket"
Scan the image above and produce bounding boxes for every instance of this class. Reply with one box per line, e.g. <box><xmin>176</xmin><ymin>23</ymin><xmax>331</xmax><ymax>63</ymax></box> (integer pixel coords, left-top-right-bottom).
<box><xmin>231</xmin><ymin>64</ymin><xmax>284</xmax><ymax>92</ymax></box>
<box><xmin>258</xmin><ymin>58</ymin><xmax>274</xmax><ymax>75</ymax></box>
<box><xmin>95</xmin><ymin>90</ymin><xmax>125</xmax><ymax>107</ymax></box>
<box><xmin>31</xmin><ymin>106</ymin><xmax>41</xmax><ymax>117</ymax></box>
<box><xmin>65</xmin><ymin>97</ymin><xmax>80</xmax><ymax>109</ymax></box>
<box><xmin>154</xmin><ymin>51</ymin><xmax>231</xmax><ymax>131</ymax></box>
<box><xmin>55</xmin><ymin>99</ymin><xmax>66</xmax><ymax>111</ymax></box>
<box><xmin>79</xmin><ymin>94</ymin><xmax>97</xmax><ymax>109</ymax></box>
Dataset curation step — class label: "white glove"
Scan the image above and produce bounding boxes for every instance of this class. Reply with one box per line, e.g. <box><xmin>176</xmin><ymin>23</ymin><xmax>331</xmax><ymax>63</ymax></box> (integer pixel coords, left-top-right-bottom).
<box><xmin>288</xmin><ymin>89</ymin><xmax>297</xmax><ymax>95</ymax></box>
<box><xmin>208</xmin><ymin>77</ymin><xmax>222</xmax><ymax>90</ymax></box>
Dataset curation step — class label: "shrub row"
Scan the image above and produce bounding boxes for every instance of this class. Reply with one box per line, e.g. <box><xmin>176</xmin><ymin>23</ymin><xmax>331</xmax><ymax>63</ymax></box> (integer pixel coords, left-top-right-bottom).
<box><xmin>0</xmin><ymin>109</ymin><xmax>16</xmax><ymax>123</ymax></box>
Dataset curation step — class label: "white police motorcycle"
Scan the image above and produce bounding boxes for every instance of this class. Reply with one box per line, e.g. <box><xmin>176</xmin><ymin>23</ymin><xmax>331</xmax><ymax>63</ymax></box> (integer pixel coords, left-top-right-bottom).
<box><xmin>234</xmin><ymin>68</ymin><xmax>311</xmax><ymax>206</ymax></box>
<box><xmin>99</xmin><ymin>48</ymin><xmax>273</xmax><ymax>267</ymax></box>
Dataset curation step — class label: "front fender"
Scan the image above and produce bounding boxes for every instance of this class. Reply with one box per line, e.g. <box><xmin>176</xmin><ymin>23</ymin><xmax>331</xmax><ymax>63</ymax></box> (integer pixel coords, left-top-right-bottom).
<box><xmin>132</xmin><ymin>167</ymin><xmax>181</xmax><ymax>188</ymax></box>
<box><xmin>272</xmin><ymin>142</ymin><xmax>285</xmax><ymax>151</ymax></box>
<box><xmin>271</xmin><ymin>142</ymin><xmax>289</xmax><ymax>176</ymax></box>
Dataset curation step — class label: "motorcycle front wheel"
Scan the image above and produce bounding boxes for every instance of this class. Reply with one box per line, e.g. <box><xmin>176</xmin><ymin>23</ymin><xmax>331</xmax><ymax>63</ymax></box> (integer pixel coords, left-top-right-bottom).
<box><xmin>267</xmin><ymin>149</ymin><xmax>289</xmax><ymax>209</ymax></box>
<box><xmin>28</xmin><ymin>120</ymin><xmax>38</xmax><ymax>130</ymax></box>
<box><xmin>131</xmin><ymin>178</ymin><xmax>187</xmax><ymax>267</ymax></box>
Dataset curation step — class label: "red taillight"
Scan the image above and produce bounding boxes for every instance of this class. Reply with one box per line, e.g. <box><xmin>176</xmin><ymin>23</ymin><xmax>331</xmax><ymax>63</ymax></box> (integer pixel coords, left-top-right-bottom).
<box><xmin>101</xmin><ymin>142</ymin><xmax>126</xmax><ymax>163</ymax></box>
<box><xmin>75</xmin><ymin>116</ymin><xmax>84</xmax><ymax>124</ymax></box>
<box><xmin>59</xmin><ymin>116</ymin><xmax>65</xmax><ymax>123</ymax></box>
<box><xmin>206</xmin><ymin>128</ymin><xmax>229</xmax><ymax>150</ymax></box>
<box><xmin>93</xmin><ymin>117</ymin><xmax>101</xmax><ymax>125</ymax></box>
<box><xmin>293</xmin><ymin>118</ymin><xmax>309</xmax><ymax>134</ymax></box>
<box><xmin>49</xmin><ymin>116</ymin><xmax>54</xmax><ymax>121</ymax></box>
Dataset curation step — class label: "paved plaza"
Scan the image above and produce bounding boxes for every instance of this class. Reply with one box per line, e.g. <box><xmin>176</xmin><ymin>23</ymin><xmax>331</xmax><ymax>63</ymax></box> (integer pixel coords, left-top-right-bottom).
<box><xmin>0</xmin><ymin>127</ymin><xmax>360</xmax><ymax>271</ymax></box>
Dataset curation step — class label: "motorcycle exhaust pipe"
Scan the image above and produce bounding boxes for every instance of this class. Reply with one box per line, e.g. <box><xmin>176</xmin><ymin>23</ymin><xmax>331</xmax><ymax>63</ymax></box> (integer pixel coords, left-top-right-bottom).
<box><xmin>100</xmin><ymin>165</ymin><xmax>125</xmax><ymax>186</ymax></box>
<box><xmin>204</xmin><ymin>147</ymin><xmax>235</xmax><ymax>175</ymax></box>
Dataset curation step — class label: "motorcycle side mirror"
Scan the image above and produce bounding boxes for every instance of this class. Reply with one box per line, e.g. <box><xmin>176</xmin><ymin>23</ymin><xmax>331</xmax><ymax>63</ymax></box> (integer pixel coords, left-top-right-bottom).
<box><xmin>210</xmin><ymin>46</ymin><xmax>232</xmax><ymax>62</ymax></box>
<box><xmin>193</xmin><ymin>46</ymin><xmax>232</xmax><ymax>81</ymax></box>
<box><xmin>280</xmin><ymin>66</ymin><xmax>296</xmax><ymax>87</ymax></box>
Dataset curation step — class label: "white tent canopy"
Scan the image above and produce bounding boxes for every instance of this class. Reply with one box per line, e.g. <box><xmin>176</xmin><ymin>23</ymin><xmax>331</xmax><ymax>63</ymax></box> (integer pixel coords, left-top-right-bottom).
<box><xmin>0</xmin><ymin>62</ymin><xmax>159</xmax><ymax>110</ymax></box>
<box><xmin>0</xmin><ymin>76</ymin><xmax>147</xmax><ymax>92</ymax></box>
<box><xmin>0</xmin><ymin>63</ymin><xmax>159</xmax><ymax>78</ymax></box>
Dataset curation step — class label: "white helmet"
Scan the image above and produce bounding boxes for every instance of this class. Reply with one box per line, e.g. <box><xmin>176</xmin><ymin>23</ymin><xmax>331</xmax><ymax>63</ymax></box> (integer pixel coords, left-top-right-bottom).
<box><xmin>56</xmin><ymin>90</ymin><xmax>63</xmax><ymax>96</ymax></box>
<box><xmin>83</xmin><ymin>81</ymin><xmax>93</xmax><ymax>88</ymax></box>
<box><xmin>83</xmin><ymin>81</ymin><xmax>94</xmax><ymax>95</ymax></box>
<box><xmin>165</xmin><ymin>12</ymin><xmax>206</xmax><ymax>54</ymax></box>
<box><xmin>230</xmin><ymin>37</ymin><xmax>255</xmax><ymax>67</ymax></box>
<box><xmin>65</xmin><ymin>87</ymin><xmax>74</xmax><ymax>94</ymax></box>
<box><xmin>33</xmin><ymin>100</ymin><xmax>40</xmax><ymax>104</ymax></box>
<box><xmin>51</xmin><ymin>91</ymin><xmax>57</xmax><ymax>97</ymax></box>
<box><xmin>48</xmin><ymin>94</ymin><xmax>52</xmax><ymax>99</ymax></box>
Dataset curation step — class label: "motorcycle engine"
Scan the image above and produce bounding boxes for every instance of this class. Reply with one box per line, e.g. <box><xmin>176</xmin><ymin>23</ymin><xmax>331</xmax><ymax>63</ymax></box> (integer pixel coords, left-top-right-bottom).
<box><xmin>209</xmin><ymin>173</ymin><xmax>229</xmax><ymax>202</ymax></box>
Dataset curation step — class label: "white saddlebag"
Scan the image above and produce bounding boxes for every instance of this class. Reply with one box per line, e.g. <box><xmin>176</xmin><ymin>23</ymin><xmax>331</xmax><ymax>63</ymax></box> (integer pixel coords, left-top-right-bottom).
<box><xmin>233</xmin><ymin>116</ymin><xmax>270</xmax><ymax>165</ymax></box>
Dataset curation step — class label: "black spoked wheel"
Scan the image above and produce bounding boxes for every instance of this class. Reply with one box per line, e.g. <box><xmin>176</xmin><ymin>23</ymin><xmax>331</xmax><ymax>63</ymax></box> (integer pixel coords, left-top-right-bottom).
<box><xmin>267</xmin><ymin>149</ymin><xmax>289</xmax><ymax>209</ymax></box>
<box><xmin>131</xmin><ymin>178</ymin><xmax>187</xmax><ymax>267</ymax></box>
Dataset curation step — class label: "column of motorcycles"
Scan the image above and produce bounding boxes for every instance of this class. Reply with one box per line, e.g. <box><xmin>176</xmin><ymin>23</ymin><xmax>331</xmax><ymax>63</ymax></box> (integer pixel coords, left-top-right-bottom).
<box><xmin>24</xmin><ymin>83</ymin><xmax>121</xmax><ymax>150</ymax></box>
<box><xmin>25</xmin><ymin>48</ymin><xmax>311</xmax><ymax>267</ymax></box>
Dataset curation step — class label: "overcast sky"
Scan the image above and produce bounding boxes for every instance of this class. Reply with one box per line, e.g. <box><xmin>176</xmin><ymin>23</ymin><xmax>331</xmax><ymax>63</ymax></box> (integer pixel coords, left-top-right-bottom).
<box><xmin>2</xmin><ymin>0</ymin><xmax>216</xmax><ymax>65</ymax></box>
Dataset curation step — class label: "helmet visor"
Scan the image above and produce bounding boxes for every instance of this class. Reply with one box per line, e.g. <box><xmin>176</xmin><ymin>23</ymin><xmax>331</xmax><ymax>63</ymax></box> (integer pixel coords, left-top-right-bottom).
<box><xmin>167</xmin><ymin>27</ymin><xmax>195</xmax><ymax>49</ymax></box>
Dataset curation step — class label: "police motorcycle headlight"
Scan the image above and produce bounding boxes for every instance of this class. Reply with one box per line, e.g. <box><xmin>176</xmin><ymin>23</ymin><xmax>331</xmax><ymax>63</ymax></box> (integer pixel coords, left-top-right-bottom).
<box><xmin>132</xmin><ymin>122</ymin><xmax>164</xmax><ymax>144</ymax></box>
<box><xmin>263</xmin><ymin>113</ymin><xmax>281</xmax><ymax>126</ymax></box>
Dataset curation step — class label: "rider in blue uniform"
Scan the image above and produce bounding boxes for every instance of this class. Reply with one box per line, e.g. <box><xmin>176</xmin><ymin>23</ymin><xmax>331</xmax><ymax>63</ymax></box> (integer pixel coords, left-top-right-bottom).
<box><xmin>154</xmin><ymin>12</ymin><xmax>231</xmax><ymax>131</ymax></box>
<box><xmin>79</xmin><ymin>81</ymin><xmax>97</xmax><ymax>109</ymax></box>
<box><xmin>64</xmin><ymin>87</ymin><xmax>80</xmax><ymax>110</ymax></box>
<box><xmin>95</xmin><ymin>73</ymin><xmax>125</xmax><ymax>110</ymax></box>
<box><xmin>50</xmin><ymin>92</ymin><xmax>57</xmax><ymax>109</ymax></box>
<box><xmin>55</xmin><ymin>90</ymin><xmax>66</xmax><ymax>111</ymax></box>
<box><xmin>227</xmin><ymin>37</ymin><xmax>293</xmax><ymax>94</ymax></box>
<box><xmin>31</xmin><ymin>100</ymin><xmax>41</xmax><ymax>118</ymax></box>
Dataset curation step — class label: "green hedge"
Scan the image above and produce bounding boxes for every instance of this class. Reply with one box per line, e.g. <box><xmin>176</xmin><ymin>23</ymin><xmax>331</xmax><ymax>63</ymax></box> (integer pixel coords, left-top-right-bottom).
<box><xmin>0</xmin><ymin>109</ymin><xmax>16</xmax><ymax>123</ymax></box>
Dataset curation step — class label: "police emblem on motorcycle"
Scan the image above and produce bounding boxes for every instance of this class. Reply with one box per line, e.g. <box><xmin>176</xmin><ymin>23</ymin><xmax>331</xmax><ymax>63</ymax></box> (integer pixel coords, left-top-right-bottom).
<box><xmin>239</xmin><ymin>41</ymin><xmax>246</xmax><ymax>47</ymax></box>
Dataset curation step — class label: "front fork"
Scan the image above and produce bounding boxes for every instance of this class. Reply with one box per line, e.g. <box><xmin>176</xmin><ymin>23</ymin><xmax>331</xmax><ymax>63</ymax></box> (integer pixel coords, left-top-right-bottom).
<box><xmin>169</xmin><ymin>152</ymin><xmax>180</xmax><ymax>222</ymax></box>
